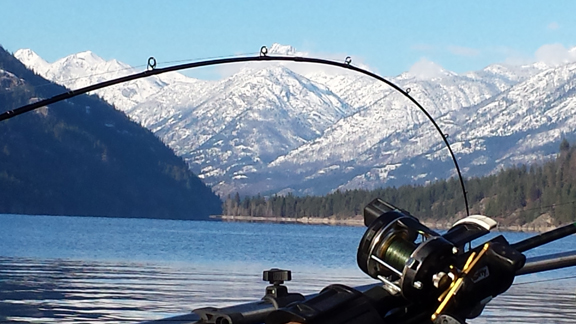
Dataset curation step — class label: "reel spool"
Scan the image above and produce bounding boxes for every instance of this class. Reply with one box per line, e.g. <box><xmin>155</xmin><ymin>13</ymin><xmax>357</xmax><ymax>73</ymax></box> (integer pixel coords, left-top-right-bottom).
<box><xmin>357</xmin><ymin>199</ymin><xmax>456</xmax><ymax>301</ymax></box>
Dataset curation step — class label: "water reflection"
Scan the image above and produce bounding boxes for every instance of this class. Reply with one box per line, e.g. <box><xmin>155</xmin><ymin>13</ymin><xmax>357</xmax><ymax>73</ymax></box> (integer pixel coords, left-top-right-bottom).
<box><xmin>1</xmin><ymin>256</ymin><xmax>575</xmax><ymax>323</ymax></box>
<box><xmin>472</xmin><ymin>283</ymin><xmax>576</xmax><ymax>323</ymax></box>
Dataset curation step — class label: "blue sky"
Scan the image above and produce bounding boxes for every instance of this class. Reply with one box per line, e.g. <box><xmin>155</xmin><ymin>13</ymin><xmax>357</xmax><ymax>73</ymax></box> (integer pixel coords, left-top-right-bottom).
<box><xmin>2</xmin><ymin>0</ymin><xmax>576</xmax><ymax>79</ymax></box>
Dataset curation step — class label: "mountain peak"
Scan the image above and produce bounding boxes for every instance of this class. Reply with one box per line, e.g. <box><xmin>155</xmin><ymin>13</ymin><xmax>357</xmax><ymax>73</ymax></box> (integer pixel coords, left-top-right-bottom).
<box><xmin>14</xmin><ymin>49</ymin><xmax>189</xmax><ymax>111</ymax></box>
<box><xmin>268</xmin><ymin>43</ymin><xmax>307</xmax><ymax>56</ymax></box>
<box><xmin>14</xmin><ymin>48</ymin><xmax>49</xmax><ymax>72</ymax></box>
<box><xmin>14</xmin><ymin>48</ymin><xmax>41</xmax><ymax>60</ymax></box>
<box><xmin>69</xmin><ymin>50</ymin><xmax>105</xmax><ymax>65</ymax></box>
<box><xmin>269</xmin><ymin>43</ymin><xmax>296</xmax><ymax>55</ymax></box>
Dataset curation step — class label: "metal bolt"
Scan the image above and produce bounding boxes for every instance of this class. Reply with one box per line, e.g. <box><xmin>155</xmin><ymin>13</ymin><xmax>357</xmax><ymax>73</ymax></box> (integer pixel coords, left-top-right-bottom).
<box><xmin>432</xmin><ymin>272</ymin><xmax>447</xmax><ymax>288</ymax></box>
<box><xmin>413</xmin><ymin>281</ymin><xmax>423</xmax><ymax>289</ymax></box>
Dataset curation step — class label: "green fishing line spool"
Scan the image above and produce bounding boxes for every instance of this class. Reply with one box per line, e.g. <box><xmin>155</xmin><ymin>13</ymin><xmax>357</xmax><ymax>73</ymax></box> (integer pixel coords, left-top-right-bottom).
<box><xmin>380</xmin><ymin>234</ymin><xmax>418</xmax><ymax>273</ymax></box>
<box><xmin>358</xmin><ymin>199</ymin><xmax>435</xmax><ymax>280</ymax></box>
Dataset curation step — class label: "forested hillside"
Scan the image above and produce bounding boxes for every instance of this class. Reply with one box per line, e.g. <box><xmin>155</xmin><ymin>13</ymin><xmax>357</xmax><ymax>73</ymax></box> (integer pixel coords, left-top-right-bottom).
<box><xmin>0</xmin><ymin>46</ymin><xmax>222</xmax><ymax>219</ymax></box>
<box><xmin>223</xmin><ymin>139</ymin><xmax>576</xmax><ymax>227</ymax></box>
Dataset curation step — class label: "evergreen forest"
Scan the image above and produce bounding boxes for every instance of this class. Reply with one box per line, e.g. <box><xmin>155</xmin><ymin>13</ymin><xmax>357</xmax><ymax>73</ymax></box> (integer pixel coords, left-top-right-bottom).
<box><xmin>223</xmin><ymin>139</ymin><xmax>576</xmax><ymax>226</ymax></box>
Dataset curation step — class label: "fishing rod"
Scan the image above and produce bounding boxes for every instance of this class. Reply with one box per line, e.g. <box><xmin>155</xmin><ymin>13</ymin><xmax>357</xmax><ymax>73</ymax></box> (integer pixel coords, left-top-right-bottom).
<box><xmin>4</xmin><ymin>47</ymin><xmax>576</xmax><ymax>322</ymax></box>
<box><xmin>140</xmin><ymin>199</ymin><xmax>576</xmax><ymax>324</ymax></box>
<box><xmin>1</xmin><ymin>46</ymin><xmax>469</xmax><ymax>216</ymax></box>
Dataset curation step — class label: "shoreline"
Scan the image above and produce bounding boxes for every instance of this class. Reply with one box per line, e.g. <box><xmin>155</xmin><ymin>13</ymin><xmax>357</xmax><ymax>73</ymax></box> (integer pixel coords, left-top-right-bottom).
<box><xmin>211</xmin><ymin>215</ymin><xmax>559</xmax><ymax>233</ymax></box>
<box><xmin>212</xmin><ymin>214</ymin><xmax>366</xmax><ymax>226</ymax></box>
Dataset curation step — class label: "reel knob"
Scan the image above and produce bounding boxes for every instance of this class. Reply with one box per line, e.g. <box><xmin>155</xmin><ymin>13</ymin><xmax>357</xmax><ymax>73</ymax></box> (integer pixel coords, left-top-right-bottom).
<box><xmin>263</xmin><ymin>268</ymin><xmax>291</xmax><ymax>285</ymax></box>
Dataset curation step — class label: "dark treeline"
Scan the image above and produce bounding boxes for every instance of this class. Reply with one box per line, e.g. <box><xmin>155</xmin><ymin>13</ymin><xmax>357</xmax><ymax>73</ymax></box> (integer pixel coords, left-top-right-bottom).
<box><xmin>223</xmin><ymin>139</ymin><xmax>576</xmax><ymax>225</ymax></box>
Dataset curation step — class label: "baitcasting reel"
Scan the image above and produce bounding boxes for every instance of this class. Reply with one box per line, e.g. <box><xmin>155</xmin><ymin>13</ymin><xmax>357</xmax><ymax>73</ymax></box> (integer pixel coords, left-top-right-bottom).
<box><xmin>142</xmin><ymin>198</ymin><xmax>576</xmax><ymax>324</ymax></box>
<box><xmin>267</xmin><ymin>198</ymin><xmax>527</xmax><ymax>324</ymax></box>
<box><xmin>356</xmin><ymin>198</ymin><xmax>525</xmax><ymax>322</ymax></box>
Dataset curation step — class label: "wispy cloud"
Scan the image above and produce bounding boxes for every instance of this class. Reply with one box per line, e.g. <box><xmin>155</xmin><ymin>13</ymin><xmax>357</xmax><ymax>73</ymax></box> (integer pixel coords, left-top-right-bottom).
<box><xmin>547</xmin><ymin>22</ymin><xmax>560</xmax><ymax>30</ymax></box>
<box><xmin>447</xmin><ymin>45</ymin><xmax>480</xmax><ymax>57</ymax></box>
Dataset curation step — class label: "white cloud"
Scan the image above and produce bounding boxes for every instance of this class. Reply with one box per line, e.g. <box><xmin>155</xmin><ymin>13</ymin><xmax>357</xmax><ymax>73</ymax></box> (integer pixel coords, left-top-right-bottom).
<box><xmin>408</xmin><ymin>58</ymin><xmax>448</xmax><ymax>80</ymax></box>
<box><xmin>534</xmin><ymin>43</ymin><xmax>576</xmax><ymax>67</ymax></box>
<box><xmin>547</xmin><ymin>22</ymin><xmax>560</xmax><ymax>30</ymax></box>
<box><xmin>447</xmin><ymin>45</ymin><xmax>480</xmax><ymax>57</ymax></box>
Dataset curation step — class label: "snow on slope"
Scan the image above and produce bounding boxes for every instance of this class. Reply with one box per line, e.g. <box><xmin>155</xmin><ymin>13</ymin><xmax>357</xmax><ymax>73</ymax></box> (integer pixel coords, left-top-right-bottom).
<box><xmin>17</xmin><ymin>44</ymin><xmax>576</xmax><ymax>197</ymax></box>
<box><xmin>142</xmin><ymin>66</ymin><xmax>352</xmax><ymax>190</ymax></box>
<box><xmin>264</xmin><ymin>67</ymin><xmax>531</xmax><ymax>194</ymax></box>
<box><xmin>15</xmin><ymin>48</ymin><xmax>195</xmax><ymax>111</ymax></box>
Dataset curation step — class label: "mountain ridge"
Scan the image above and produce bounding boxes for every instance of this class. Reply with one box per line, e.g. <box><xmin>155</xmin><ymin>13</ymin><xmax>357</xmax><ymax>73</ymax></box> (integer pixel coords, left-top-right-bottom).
<box><xmin>14</xmin><ymin>45</ymin><xmax>576</xmax><ymax>197</ymax></box>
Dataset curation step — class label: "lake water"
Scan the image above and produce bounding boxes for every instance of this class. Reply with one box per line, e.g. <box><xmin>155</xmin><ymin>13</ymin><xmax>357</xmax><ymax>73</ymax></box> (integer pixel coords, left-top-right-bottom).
<box><xmin>0</xmin><ymin>214</ymin><xmax>575</xmax><ymax>323</ymax></box>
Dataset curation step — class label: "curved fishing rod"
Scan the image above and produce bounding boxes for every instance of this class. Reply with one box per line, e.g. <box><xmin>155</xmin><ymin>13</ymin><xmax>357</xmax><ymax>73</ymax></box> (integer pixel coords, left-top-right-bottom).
<box><xmin>0</xmin><ymin>46</ymin><xmax>469</xmax><ymax>215</ymax></box>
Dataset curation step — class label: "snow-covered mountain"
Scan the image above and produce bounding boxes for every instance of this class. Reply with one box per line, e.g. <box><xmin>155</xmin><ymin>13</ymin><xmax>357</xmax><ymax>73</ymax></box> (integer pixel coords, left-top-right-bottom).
<box><xmin>15</xmin><ymin>45</ymin><xmax>576</xmax><ymax>197</ymax></box>
<box><xmin>133</xmin><ymin>66</ymin><xmax>351</xmax><ymax>192</ymax></box>
<box><xmin>14</xmin><ymin>49</ymin><xmax>194</xmax><ymax>111</ymax></box>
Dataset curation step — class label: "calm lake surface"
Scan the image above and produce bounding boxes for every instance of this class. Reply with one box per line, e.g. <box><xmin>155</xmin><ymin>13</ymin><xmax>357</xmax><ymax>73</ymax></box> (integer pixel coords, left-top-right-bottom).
<box><xmin>0</xmin><ymin>214</ymin><xmax>575</xmax><ymax>323</ymax></box>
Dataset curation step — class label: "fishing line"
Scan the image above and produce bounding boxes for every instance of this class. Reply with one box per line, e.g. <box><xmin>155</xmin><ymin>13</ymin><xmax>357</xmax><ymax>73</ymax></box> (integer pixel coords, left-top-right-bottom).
<box><xmin>157</xmin><ymin>52</ymin><xmax>260</xmax><ymax>66</ymax></box>
<box><xmin>513</xmin><ymin>274</ymin><xmax>576</xmax><ymax>286</ymax></box>
<box><xmin>519</xmin><ymin>200</ymin><xmax>576</xmax><ymax>213</ymax></box>
<box><xmin>2</xmin><ymin>52</ymin><xmax>259</xmax><ymax>94</ymax></box>
<box><xmin>1</xmin><ymin>64</ymin><xmax>148</xmax><ymax>93</ymax></box>
<box><xmin>382</xmin><ymin>237</ymin><xmax>417</xmax><ymax>271</ymax></box>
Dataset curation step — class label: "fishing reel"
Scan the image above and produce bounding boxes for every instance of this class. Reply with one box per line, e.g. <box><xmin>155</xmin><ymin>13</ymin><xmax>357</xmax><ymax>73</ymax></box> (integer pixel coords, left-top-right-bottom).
<box><xmin>269</xmin><ymin>199</ymin><xmax>526</xmax><ymax>324</ymax></box>
<box><xmin>143</xmin><ymin>198</ymin><xmax>576</xmax><ymax>324</ymax></box>
<box><xmin>355</xmin><ymin>198</ymin><xmax>526</xmax><ymax>323</ymax></box>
